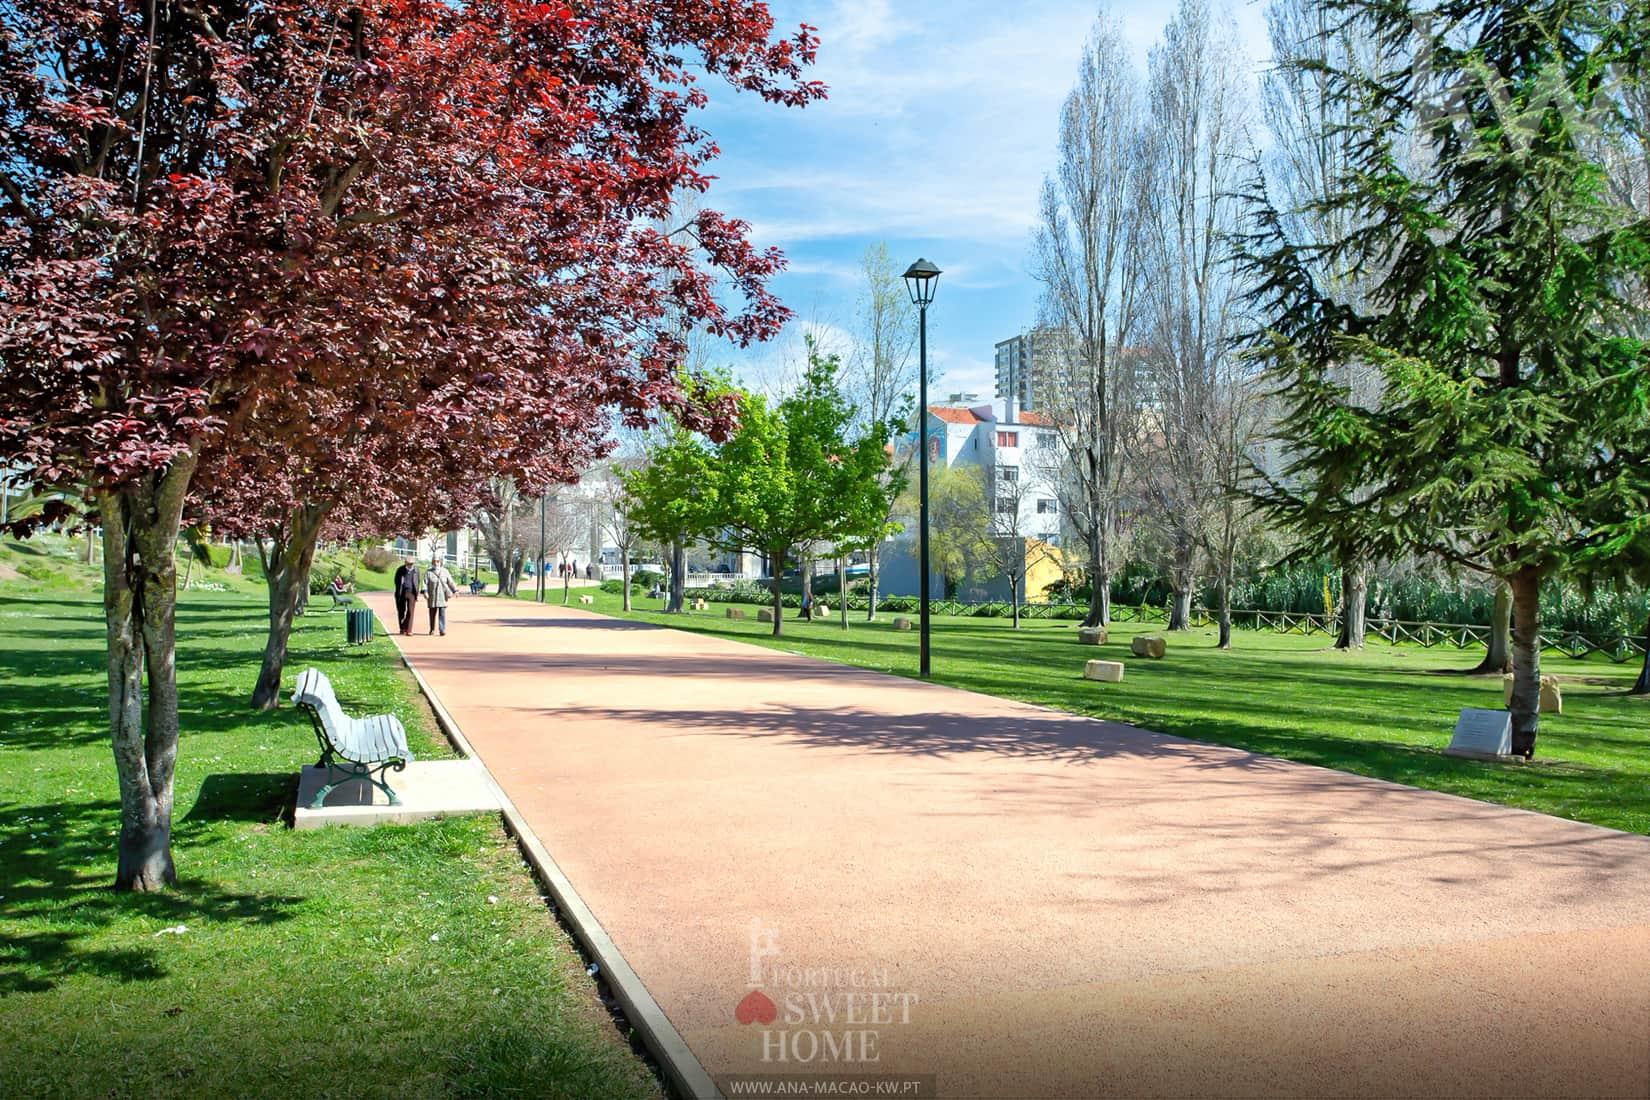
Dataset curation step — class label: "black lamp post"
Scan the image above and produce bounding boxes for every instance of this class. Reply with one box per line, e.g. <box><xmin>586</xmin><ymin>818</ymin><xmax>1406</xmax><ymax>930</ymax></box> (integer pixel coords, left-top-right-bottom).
<box><xmin>902</xmin><ymin>258</ymin><xmax>941</xmax><ymax>678</ymax></box>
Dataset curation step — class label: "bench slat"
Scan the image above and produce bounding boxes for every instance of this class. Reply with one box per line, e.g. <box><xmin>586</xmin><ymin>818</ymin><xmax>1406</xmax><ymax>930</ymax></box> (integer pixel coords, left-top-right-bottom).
<box><xmin>291</xmin><ymin>668</ymin><xmax>411</xmax><ymax>766</ymax></box>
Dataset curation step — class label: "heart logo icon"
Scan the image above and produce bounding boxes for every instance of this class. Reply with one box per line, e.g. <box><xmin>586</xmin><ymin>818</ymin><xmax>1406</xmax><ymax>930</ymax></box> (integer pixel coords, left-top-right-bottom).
<box><xmin>734</xmin><ymin>989</ymin><xmax>777</xmax><ymax>1025</ymax></box>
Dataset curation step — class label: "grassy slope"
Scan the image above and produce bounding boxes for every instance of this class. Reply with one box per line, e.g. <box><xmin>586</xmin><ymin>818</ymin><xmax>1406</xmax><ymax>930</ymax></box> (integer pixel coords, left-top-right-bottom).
<box><xmin>578</xmin><ymin>588</ymin><xmax>1650</xmax><ymax>835</ymax></box>
<box><xmin>0</xmin><ymin>569</ymin><xmax>657</xmax><ymax>1099</ymax></box>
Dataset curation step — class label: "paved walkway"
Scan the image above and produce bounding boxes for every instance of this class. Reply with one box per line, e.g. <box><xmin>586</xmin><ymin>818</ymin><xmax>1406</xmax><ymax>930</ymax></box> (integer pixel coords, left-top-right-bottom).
<box><xmin>368</xmin><ymin>593</ymin><xmax>1650</xmax><ymax>1099</ymax></box>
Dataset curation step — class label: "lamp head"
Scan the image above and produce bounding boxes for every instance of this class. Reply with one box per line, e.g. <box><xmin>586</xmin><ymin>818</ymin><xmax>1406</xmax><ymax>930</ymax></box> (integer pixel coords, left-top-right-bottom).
<box><xmin>901</xmin><ymin>258</ymin><xmax>941</xmax><ymax>306</ymax></box>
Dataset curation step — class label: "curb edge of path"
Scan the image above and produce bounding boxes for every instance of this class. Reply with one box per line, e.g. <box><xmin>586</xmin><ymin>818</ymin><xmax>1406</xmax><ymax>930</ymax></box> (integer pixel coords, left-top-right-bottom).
<box><xmin>389</xmin><ymin>630</ymin><xmax>722</xmax><ymax>1100</ymax></box>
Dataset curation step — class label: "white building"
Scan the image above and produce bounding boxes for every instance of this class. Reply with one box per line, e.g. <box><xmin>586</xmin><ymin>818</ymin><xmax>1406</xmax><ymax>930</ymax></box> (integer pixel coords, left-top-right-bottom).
<box><xmin>923</xmin><ymin>401</ymin><xmax>1063</xmax><ymax>543</ymax></box>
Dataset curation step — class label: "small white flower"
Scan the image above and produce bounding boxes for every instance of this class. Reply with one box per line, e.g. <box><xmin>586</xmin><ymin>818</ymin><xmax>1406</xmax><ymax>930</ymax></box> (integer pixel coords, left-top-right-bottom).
<box><xmin>429</xmin><ymin>933</ymin><xmax>440</xmax><ymax>942</ymax></box>
<box><xmin>486</xmin><ymin>895</ymin><xmax>499</xmax><ymax>905</ymax></box>
<box><xmin>154</xmin><ymin>924</ymin><xmax>187</xmax><ymax>936</ymax></box>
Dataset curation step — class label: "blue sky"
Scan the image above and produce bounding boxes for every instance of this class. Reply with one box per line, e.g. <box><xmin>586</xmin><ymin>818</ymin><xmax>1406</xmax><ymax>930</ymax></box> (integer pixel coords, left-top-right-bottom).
<box><xmin>697</xmin><ymin>0</ymin><xmax>1272</xmax><ymax>400</ymax></box>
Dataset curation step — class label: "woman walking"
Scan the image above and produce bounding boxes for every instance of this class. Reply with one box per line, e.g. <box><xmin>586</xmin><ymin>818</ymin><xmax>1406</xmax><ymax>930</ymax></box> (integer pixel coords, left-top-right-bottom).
<box><xmin>425</xmin><ymin>557</ymin><xmax>457</xmax><ymax>636</ymax></box>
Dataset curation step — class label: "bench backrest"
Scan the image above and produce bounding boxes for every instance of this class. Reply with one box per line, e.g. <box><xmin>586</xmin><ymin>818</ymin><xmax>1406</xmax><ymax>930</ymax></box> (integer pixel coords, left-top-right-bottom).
<box><xmin>292</xmin><ymin>667</ymin><xmax>348</xmax><ymax>749</ymax></box>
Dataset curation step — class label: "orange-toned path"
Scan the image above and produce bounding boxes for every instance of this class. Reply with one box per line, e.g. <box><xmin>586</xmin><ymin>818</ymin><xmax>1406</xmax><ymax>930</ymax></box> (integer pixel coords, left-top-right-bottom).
<box><xmin>368</xmin><ymin>593</ymin><xmax>1650</xmax><ymax>1099</ymax></box>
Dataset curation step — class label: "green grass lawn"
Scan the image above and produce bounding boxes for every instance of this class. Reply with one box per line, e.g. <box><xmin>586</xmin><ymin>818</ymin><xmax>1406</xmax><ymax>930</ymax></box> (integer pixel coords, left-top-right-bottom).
<box><xmin>0</xmin><ymin>579</ymin><xmax>658</xmax><ymax>1099</ymax></box>
<box><xmin>572</xmin><ymin>587</ymin><xmax>1650</xmax><ymax>835</ymax></box>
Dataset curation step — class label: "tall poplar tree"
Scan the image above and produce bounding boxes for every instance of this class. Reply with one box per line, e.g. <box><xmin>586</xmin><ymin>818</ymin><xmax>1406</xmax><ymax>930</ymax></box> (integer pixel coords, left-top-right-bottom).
<box><xmin>1242</xmin><ymin>0</ymin><xmax>1650</xmax><ymax>756</ymax></box>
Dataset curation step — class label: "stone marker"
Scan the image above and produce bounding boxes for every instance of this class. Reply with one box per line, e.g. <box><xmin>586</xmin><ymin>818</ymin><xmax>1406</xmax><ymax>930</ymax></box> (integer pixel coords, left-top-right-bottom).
<box><xmin>1083</xmin><ymin>659</ymin><xmax>1124</xmax><ymax>683</ymax></box>
<box><xmin>1444</xmin><ymin>707</ymin><xmax>1519</xmax><ymax>761</ymax></box>
<box><xmin>1130</xmin><ymin>635</ymin><xmax>1166</xmax><ymax>659</ymax></box>
<box><xmin>817</xmin><ymin>601</ymin><xmax>829</xmax><ymax>616</ymax></box>
<box><xmin>892</xmin><ymin>617</ymin><xmax>912</xmax><ymax>631</ymax></box>
<box><xmin>1540</xmin><ymin>678</ymin><xmax>1563</xmax><ymax>715</ymax></box>
<box><xmin>726</xmin><ymin>607</ymin><xmax>745</xmax><ymax>620</ymax></box>
<box><xmin>1077</xmin><ymin>626</ymin><xmax>1107</xmax><ymax>646</ymax></box>
<box><xmin>1502</xmin><ymin>673</ymin><xmax>1563</xmax><ymax>714</ymax></box>
<box><xmin>757</xmin><ymin>609</ymin><xmax>774</xmax><ymax>623</ymax></box>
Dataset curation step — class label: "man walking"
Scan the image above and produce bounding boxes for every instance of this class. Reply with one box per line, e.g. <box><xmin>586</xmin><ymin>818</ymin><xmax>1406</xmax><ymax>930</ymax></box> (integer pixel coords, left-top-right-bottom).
<box><xmin>425</xmin><ymin>557</ymin><xmax>456</xmax><ymax>635</ymax></box>
<box><xmin>393</xmin><ymin>555</ymin><xmax>421</xmax><ymax>636</ymax></box>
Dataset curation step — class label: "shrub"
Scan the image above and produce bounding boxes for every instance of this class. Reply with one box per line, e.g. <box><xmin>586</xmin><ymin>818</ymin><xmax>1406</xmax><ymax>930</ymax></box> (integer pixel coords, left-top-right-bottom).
<box><xmin>599</xmin><ymin>579</ymin><xmax>643</xmax><ymax>596</ymax></box>
<box><xmin>361</xmin><ymin>546</ymin><xmax>397</xmax><ymax>572</ymax></box>
<box><xmin>631</xmin><ymin>569</ymin><xmax>663</xmax><ymax>589</ymax></box>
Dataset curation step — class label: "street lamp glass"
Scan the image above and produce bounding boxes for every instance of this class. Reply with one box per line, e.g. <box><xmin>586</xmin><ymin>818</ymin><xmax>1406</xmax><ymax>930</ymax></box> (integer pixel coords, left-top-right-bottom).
<box><xmin>902</xmin><ymin>258</ymin><xmax>941</xmax><ymax>306</ymax></box>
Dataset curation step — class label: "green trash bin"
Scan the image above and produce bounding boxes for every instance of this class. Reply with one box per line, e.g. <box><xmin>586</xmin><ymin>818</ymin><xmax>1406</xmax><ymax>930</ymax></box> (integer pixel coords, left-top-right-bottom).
<box><xmin>345</xmin><ymin>607</ymin><xmax>373</xmax><ymax>645</ymax></box>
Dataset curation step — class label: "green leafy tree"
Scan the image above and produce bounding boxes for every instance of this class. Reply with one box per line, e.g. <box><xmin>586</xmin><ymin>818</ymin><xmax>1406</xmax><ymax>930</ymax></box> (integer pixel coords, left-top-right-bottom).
<box><xmin>904</xmin><ymin>464</ymin><xmax>992</xmax><ymax>601</ymax></box>
<box><xmin>1241</xmin><ymin>0</ymin><xmax>1650</xmax><ymax>756</ymax></box>
<box><xmin>711</xmin><ymin>344</ymin><xmax>899</xmax><ymax>636</ymax></box>
<box><xmin>620</xmin><ymin>427</ymin><xmax>718</xmax><ymax>614</ymax></box>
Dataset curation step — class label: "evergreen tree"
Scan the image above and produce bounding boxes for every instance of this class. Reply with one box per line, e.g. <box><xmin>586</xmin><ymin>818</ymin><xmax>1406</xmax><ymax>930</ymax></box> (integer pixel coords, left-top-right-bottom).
<box><xmin>1241</xmin><ymin>0</ymin><xmax>1650</xmax><ymax>756</ymax></box>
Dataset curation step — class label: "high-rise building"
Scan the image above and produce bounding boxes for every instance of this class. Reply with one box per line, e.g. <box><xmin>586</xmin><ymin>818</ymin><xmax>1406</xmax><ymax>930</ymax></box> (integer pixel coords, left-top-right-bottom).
<box><xmin>993</xmin><ymin>329</ymin><xmax>1061</xmax><ymax>418</ymax></box>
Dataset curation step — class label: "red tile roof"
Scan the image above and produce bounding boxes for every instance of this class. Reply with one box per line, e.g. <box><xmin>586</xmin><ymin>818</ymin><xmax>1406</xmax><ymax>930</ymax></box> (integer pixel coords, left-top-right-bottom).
<box><xmin>1014</xmin><ymin>410</ymin><xmax>1056</xmax><ymax>427</ymax></box>
<box><xmin>927</xmin><ymin>406</ymin><xmax>983</xmax><ymax>425</ymax></box>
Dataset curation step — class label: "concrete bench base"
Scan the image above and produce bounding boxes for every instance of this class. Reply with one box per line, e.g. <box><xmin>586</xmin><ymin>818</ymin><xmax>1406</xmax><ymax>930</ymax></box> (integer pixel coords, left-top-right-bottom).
<box><xmin>726</xmin><ymin>608</ymin><xmax>745</xmax><ymax>620</ymax></box>
<box><xmin>295</xmin><ymin>760</ymin><xmax>500</xmax><ymax>829</ymax></box>
<box><xmin>1442</xmin><ymin>747</ymin><xmax>1528</xmax><ymax>765</ymax></box>
<box><xmin>892</xmin><ymin>617</ymin><xmax>912</xmax><ymax>631</ymax></box>
<box><xmin>757</xmin><ymin>609</ymin><xmax>774</xmax><ymax>623</ymax></box>
<box><xmin>1083</xmin><ymin>659</ymin><xmax>1125</xmax><ymax>683</ymax></box>
<box><xmin>1077</xmin><ymin>626</ymin><xmax>1107</xmax><ymax>645</ymax></box>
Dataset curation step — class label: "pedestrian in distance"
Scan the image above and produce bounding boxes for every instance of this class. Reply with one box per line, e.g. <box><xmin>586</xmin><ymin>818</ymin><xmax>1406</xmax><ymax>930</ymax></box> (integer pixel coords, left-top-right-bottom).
<box><xmin>425</xmin><ymin>557</ymin><xmax>457</xmax><ymax>636</ymax></box>
<box><xmin>393</xmin><ymin>555</ymin><xmax>421</xmax><ymax>635</ymax></box>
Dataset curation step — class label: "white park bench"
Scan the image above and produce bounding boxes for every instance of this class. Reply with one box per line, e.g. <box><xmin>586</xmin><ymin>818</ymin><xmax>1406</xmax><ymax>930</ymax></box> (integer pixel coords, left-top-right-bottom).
<box><xmin>292</xmin><ymin>667</ymin><xmax>413</xmax><ymax>808</ymax></box>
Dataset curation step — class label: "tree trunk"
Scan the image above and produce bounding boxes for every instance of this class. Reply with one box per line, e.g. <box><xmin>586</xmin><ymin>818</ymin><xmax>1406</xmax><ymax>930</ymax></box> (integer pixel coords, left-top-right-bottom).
<box><xmin>1472</xmin><ymin>581</ymin><xmax>1513</xmax><ymax>674</ymax></box>
<box><xmin>102</xmin><ymin>455</ymin><xmax>197</xmax><ymax>892</ymax></box>
<box><xmin>668</xmin><ymin>540</ymin><xmax>686</xmax><ymax>613</ymax></box>
<box><xmin>1011</xmin><ymin>572</ymin><xmax>1021</xmax><ymax>629</ymax></box>
<box><xmin>250</xmin><ymin>502</ymin><xmax>330</xmax><ymax>712</ymax></box>
<box><xmin>838</xmin><ymin>556</ymin><xmax>848</xmax><ymax>630</ymax></box>
<box><xmin>562</xmin><ymin>562</ymin><xmax>571</xmax><ymax>606</ymax></box>
<box><xmin>1632</xmin><ymin>612</ymin><xmax>1650</xmax><ymax>695</ymax></box>
<box><xmin>1216</xmin><ymin>571</ymin><xmax>1232</xmax><ymax>649</ymax></box>
<box><xmin>621</xmin><ymin>548</ymin><xmax>632</xmax><ymax>612</ymax></box>
<box><xmin>1335</xmin><ymin>561</ymin><xmax>1367</xmax><ymax>650</ymax></box>
<box><xmin>801</xmin><ymin>551</ymin><xmax>813</xmax><ymax>619</ymax></box>
<box><xmin>1082</xmin><ymin>527</ymin><xmax>1105</xmax><ymax>629</ymax></box>
<box><xmin>769</xmin><ymin>548</ymin><xmax>785</xmax><ymax>637</ymax></box>
<box><xmin>1167</xmin><ymin>532</ymin><xmax>1194</xmax><ymax>631</ymax></box>
<box><xmin>865</xmin><ymin>545</ymin><xmax>879</xmax><ymax>622</ymax></box>
<box><xmin>1508</xmin><ymin>566</ymin><xmax>1542</xmax><ymax>758</ymax></box>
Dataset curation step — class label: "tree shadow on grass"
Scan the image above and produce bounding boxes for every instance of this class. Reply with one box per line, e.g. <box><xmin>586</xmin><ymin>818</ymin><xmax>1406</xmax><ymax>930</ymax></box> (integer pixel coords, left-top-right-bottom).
<box><xmin>0</xmin><ymin>798</ymin><xmax>303</xmax><ymax>996</ymax></box>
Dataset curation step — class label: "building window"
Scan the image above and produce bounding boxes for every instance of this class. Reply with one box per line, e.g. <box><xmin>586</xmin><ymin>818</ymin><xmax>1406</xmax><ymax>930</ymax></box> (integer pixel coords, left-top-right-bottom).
<box><xmin>999</xmin><ymin>465</ymin><xmax>1018</xmax><ymax>483</ymax></box>
<box><xmin>1037</xmin><ymin>498</ymin><xmax>1058</xmax><ymax>514</ymax></box>
<box><xmin>996</xmin><ymin>499</ymin><xmax>1016</xmax><ymax>514</ymax></box>
<box><xmin>996</xmin><ymin>431</ymin><xmax>1018</xmax><ymax>448</ymax></box>
<box><xmin>1036</xmin><ymin>432</ymin><xmax>1056</xmax><ymax>449</ymax></box>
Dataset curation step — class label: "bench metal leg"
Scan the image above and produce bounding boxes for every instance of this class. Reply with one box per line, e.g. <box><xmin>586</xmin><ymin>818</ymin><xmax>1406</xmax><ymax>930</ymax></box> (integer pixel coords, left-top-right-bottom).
<box><xmin>311</xmin><ymin>760</ymin><xmax>405</xmax><ymax>808</ymax></box>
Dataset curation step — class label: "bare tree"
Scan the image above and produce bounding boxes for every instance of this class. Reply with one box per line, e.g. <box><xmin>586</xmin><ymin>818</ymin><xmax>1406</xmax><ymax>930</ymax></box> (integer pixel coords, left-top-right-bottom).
<box><xmin>595</xmin><ymin>460</ymin><xmax>643</xmax><ymax>611</ymax></box>
<box><xmin>977</xmin><ymin>463</ymin><xmax>1057</xmax><ymax>629</ymax></box>
<box><xmin>845</xmin><ymin>242</ymin><xmax>918</xmax><ymax>620</ymax></box>
<box><xmin>474</xmin><ymin>478</ymin><xmax>532</xmax><ymax>597</ymax></box>
<box><xmin>1260</xmin><ymin>0</ymin><xmax>1392</xmax><ymax>647</ymax></box>
<box><xmin>1032</xmin><ymin>12</ymin><xmax>1149</xmax><ymax>630</ymax></box>
<box><xmin>1138</xmin><ymin>0</ymin><xmax>1250</xmax><ymax>632</ymax></box>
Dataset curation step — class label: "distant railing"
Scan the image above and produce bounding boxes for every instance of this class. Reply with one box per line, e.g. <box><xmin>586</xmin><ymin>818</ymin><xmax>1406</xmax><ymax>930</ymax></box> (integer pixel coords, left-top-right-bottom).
<box><xmin>680</xmin><ymin>587</ymin><xmax>1649</xmax><ymax>664</ymax></box>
